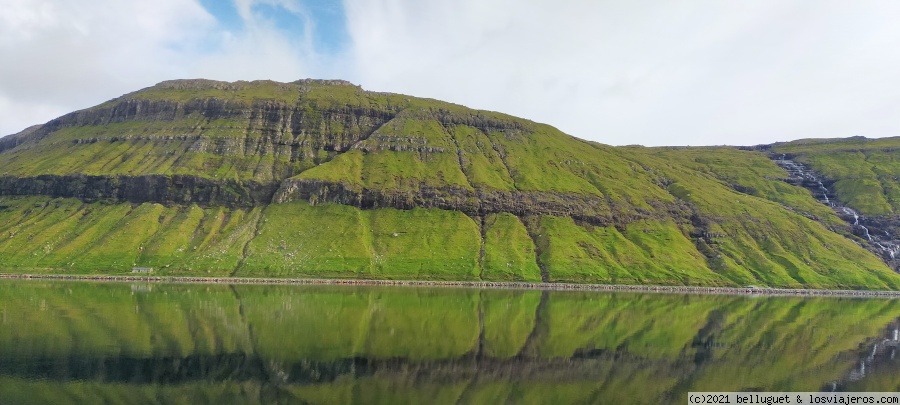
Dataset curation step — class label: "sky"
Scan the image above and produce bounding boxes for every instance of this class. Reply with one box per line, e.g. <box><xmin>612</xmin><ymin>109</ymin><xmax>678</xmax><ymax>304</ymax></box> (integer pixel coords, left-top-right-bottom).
<box><xmin>0</xmin><ymin>0</ymin><xmax>898</xmax><ymax>146</ymax></box>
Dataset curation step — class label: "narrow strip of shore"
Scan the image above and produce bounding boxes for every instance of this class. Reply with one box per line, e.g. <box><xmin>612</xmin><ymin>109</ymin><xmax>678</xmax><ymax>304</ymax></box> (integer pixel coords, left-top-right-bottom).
<box><xmin>2</xmin><ymin>273</ymin><xmax>900</xmax><ymax>297</ymax></box>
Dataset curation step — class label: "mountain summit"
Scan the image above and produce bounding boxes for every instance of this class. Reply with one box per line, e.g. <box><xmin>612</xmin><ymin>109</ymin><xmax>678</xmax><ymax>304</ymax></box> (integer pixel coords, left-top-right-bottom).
<box><xmin>0</xmin><ymin>79</ymin><xmax>898</xmax><ymax>289</ymax></box>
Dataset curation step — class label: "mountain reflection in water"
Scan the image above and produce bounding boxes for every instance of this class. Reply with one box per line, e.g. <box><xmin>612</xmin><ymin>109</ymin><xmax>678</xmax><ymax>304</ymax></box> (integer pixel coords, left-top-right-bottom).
<box><xmin>1</xmin><ymin>280</ymin><xmax>899</xmax><ymax>404</ymax></box>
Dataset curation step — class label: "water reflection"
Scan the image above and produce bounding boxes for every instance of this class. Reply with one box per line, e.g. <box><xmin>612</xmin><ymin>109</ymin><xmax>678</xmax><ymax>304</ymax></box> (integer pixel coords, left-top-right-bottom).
<box><xmin>0</xmin><ymin>281</ymin><xmax>899</xmax><ymax>404</ymax></box>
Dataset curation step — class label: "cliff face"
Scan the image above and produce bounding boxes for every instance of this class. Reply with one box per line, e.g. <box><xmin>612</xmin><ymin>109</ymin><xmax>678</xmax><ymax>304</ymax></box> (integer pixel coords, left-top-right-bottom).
<box><xmin>273</xmin><ymin>178</ymin><xmax>688</xmax><ymax>225</ymax></box>
<box><xmin>0</xmin><ymin>79</ymin><xmax>897</xmax><ymax>289</ymax></box>
<box><xmin>0</xmin><ymin>174</ymin><xmax>275</xmax><ymax>207</ymax></box>
<box><xmin>0</xmin><ymin>80</ymin><xmax>397</xmax><ymax>183</ymax></box>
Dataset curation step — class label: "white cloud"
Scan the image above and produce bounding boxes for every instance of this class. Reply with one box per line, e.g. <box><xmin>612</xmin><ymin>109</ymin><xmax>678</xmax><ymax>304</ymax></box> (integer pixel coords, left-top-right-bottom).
<box><xmin>0</xmin><ymin>93</ymin><xmax>68</xmax><ymax>134</ymax></box>
<box><xmin>1</xmin><ymin>0</ymin><xmax>898</xmax><ymax>146</ymax></box>
<box><xmin>0</xmin><ymin>0</ymin><xmax>215</xmax><ymax>135</ymax></box>
<box><xmin>186</xmin><ymin>0</ymin><xmax>351</xmax><ymax>83</ymax></box>
<box><xmin>0</xmin><ymin>0</ymin><xmax>342</xmax><ymax>136</ymax></box>
<box><xmin>343</xmin><ymin>0</ymin><xmax>900</xmax><ymax>146</ymax></box>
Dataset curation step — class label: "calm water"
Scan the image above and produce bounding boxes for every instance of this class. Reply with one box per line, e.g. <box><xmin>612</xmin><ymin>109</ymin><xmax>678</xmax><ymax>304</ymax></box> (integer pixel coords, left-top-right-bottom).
<box><xmin>1</xmin><ymin>280</ymin><xmax>900</xmax><ymax>404</ymax></box>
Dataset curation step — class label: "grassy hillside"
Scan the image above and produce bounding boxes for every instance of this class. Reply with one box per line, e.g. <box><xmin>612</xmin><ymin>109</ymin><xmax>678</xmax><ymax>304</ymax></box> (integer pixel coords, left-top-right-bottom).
<box><xmin>0</xmin><ymin>79</ymin><xmax>898</xmax><ymax>288</ymax></box>
<box><xmin>772</xmin><ymin>136</ymin><xmax>900</xmax><ymax>216</ymax></box>
<box><xmin>1</xmin><ymin>195</ymin><xmax>895</xmax><ymax>289</ymax></box>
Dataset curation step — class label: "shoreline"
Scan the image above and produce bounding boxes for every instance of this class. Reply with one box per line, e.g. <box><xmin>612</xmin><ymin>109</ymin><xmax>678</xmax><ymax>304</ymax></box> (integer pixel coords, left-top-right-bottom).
<box><xmin>2</xmin><ymin>273</ymin><xmax>900</xmax><ymax>297</ymax></box>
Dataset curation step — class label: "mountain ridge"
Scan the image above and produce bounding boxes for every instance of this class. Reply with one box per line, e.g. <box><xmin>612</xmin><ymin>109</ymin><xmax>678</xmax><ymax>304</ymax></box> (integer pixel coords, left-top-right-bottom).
<box><xmin>0</xmin><ymin>79</ymin><xmax>898</xmax><ymax>289</ymax></box>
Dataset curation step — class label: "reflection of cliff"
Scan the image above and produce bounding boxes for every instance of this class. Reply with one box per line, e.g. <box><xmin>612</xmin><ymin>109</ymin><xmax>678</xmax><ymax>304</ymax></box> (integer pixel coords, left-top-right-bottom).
<box><xmin>0</xmin><ymin>281</ymin><xmax>899</xmax><ymax>404</ymax></box>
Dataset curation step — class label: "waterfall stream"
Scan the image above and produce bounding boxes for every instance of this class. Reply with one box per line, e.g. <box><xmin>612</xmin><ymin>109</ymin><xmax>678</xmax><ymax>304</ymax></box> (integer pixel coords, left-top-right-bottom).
<box><xmin>776</xmin><ymin>155</ymin><xmax>899</xmax><ymax>261</ymax></box>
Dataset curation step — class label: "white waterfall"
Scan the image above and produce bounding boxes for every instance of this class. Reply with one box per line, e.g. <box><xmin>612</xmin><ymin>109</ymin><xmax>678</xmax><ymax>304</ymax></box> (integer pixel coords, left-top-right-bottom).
<box><xmin>843</xmin><ymin>207</ymin><xmax>874</xmax><ymax>240</ymax></box>
<box><xmin>842</xmin><ymin>207</ymin><xmax>860</xmax><ymax>225</ymax></box>
<box><xmin>818</xmin><ymin>181</ymin><xmax>831</xmax><ymax>206</ymax></box>
<box><xmin>777</xmin><ymin>155</ymin><xmax>899</xmax><ymax>262</ymax></box>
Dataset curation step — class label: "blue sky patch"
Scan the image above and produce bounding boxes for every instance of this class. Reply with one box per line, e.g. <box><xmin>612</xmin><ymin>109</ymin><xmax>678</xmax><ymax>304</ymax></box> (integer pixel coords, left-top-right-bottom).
<box><xmin>301</xmin><ymin>0</ymin><xmax>350</xmax><ymax>52</ymax></box>
<box><xmin>199</xmin><ymin>0</ymin><xmax>244</xmax><ymax>32</ymax></box>
<box><xmin>199</xmin><ymin>0</ymin><xmax>348</xmax><ymax>54</ymax></box>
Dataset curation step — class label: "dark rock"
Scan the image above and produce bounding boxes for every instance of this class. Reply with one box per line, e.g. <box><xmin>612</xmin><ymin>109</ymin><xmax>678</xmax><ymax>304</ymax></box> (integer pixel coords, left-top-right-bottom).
<box><xmin>273</xmin><ymin>178</ymin><xmax>687</xmax><ymax>226</ymax></box>
<box><xmin>0</xmin><ymin>175</ymin><xmax>276</xmax><ymax>208</ymax></box>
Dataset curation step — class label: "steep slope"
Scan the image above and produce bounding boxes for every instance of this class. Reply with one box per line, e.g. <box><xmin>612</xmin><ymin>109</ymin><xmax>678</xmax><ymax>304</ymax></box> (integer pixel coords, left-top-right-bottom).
<box><xmin>0</xmin><ymin>79</ymin><xmax>897</xmax><ymax>289</ymax></box>
<box><xmin>770</xmin><ymin>136</ymin><xmax>900</xmax><ymax>216</ymax></box>
<box><xmin>759</xmin><ymin>137</ymin><xmax>900</xmax><ymax>267</ymax></box>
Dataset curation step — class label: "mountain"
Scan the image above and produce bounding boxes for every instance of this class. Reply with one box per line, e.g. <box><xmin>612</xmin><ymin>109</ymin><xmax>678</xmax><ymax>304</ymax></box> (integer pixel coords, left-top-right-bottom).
<box><xmin>0</xmin><ymin>78</ymin><xmax>897</xmax><ymax>289</ymax></box>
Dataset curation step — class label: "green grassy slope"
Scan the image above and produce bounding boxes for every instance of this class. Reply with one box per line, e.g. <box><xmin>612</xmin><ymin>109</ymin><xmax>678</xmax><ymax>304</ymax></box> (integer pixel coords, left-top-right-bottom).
<box><xmin>1</xmin><ymin>195</ymin><xmax>896</xmax><ymax>289</ymax></box>
<box><xmin>642</xmin><ymin>147</ymin><xmax>845</xmax><ymax>226</ymax></box>
<box><xmin>627</xmin><ymin>149</ymin><xmax>895</xmax><ymax>289</ymax></box>
<box><xmin>773</xmin><ymin>136</ymin><xmax>900</xmax><ymax>216</ymax></box>
<box><xmin>0</xmin><ymin>79</ymin><xmax>898</xmax><ymax>288</ymax></box>
<box><xmin>292</xmin><ymin>115</ymin><xmax>674</xmax><ymax>215</ymax></box>
<box><xmin>0</xmin><ymin>79</ymin><xmax>525</xmax><ymax>183</ymax></box>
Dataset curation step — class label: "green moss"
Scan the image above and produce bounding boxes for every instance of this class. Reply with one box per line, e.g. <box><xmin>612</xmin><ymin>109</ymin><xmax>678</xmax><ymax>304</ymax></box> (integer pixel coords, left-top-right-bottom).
<box><xmin>137</xmin><ymin>204</ymin><xmax>205</xmax><ymax>268</ymax></box>
<box><xmin>369</xmin><ymin>207</ymin><xmax>481</xmax><ymax>280</ymax></box>
<box><xmin>482</xmin><ymin>213</ymin><xmax>542</xmax><ymax>281</ymax></box>
<box><xmin>531</xmin><ymin>216</ymin><xmax>729</xmax><ymax>286</ymax></box>
<box><xmin>644</xmin><ymin>147</ymin><xmax>845</xmax><ymax>226</ymax></box>
<box><xmin>0</xmin><ymin>189</ymin><xmax>897</xmax><ymax>288</ymax></box>
<box><xmin>296</xmin><ymin>116</ymin><xmax>472</xmax><ymax>192</ymax></box>
<box><xmin>71</xmin><ymin>203</ymin><xmax>165</xmax><ymax>272</ymax></box>
<box><xmin>239</xmin><ymin>201</ymin><xmax>374</xmax><ymax>277</ymax></box>
<box><xmin>448</xmin><ymin>125</ymin><xmax>516</xmax><ymax>190</ymax></box>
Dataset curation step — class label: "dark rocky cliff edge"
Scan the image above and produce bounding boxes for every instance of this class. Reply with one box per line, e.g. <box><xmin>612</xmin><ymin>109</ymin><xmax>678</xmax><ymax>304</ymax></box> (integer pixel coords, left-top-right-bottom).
<box><xmin>0</xmin><ymin>174</ymin><xmax>276</xmax><ymax>207</ymax></box>
<box><xmin>273</xmin><ymin>179</ymin><xmax>688</xmax><ymax>226</ymax></box>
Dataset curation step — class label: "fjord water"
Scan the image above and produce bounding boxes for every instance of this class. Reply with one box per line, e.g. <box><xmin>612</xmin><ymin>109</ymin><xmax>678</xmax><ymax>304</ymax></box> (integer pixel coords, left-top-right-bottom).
<box><xmin>1</xmin><ymin>281</ymin><xmax>900</xmax><ymax>404</ymax></box>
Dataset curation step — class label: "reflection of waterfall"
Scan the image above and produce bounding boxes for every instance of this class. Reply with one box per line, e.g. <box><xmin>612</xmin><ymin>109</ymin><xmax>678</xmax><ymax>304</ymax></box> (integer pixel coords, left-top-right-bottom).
<box><xmin>828</xmin><ymin>321</ymin><xmax>900</xmax><ymax>390</ymax></box>
<box><xmin>775</xmin><ymin>155</ymin><xmax>899</xmax><ymax>262</ymax></box>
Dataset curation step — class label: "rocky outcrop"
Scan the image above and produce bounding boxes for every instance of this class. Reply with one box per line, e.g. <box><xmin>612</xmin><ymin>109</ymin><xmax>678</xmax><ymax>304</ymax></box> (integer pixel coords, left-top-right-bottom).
<box><xmin>0</xmin><ymin>172</ymin><xmax>690</xmax><ymax>226</ymax></box>
<box><xmin>0</xmin><ymin>175</ymin><xmax>276</xmax><ymax>207</ymax></box>
<box><xmin>32</xmin><ymin>98</ymin><xmax>245</xmax><ymax>131</ymax></box>
<box><xmin>274</xmin><ymin>178</ymin><xmax>687</xmax><ymax>226</ymax></box>
<box><xmin>292</xmin><ymin>78</ymin><xmax>358</xmax><ymax>87</ymax></box>
<box><xmin>0</xmin><ymin>124</ymin><xmax>44</xmax><ymax>154</ymax></box>
<box><xmin>0</xmin><ymin>98</ymin><xmax>399</xmax><ymax>182</ymax></box>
